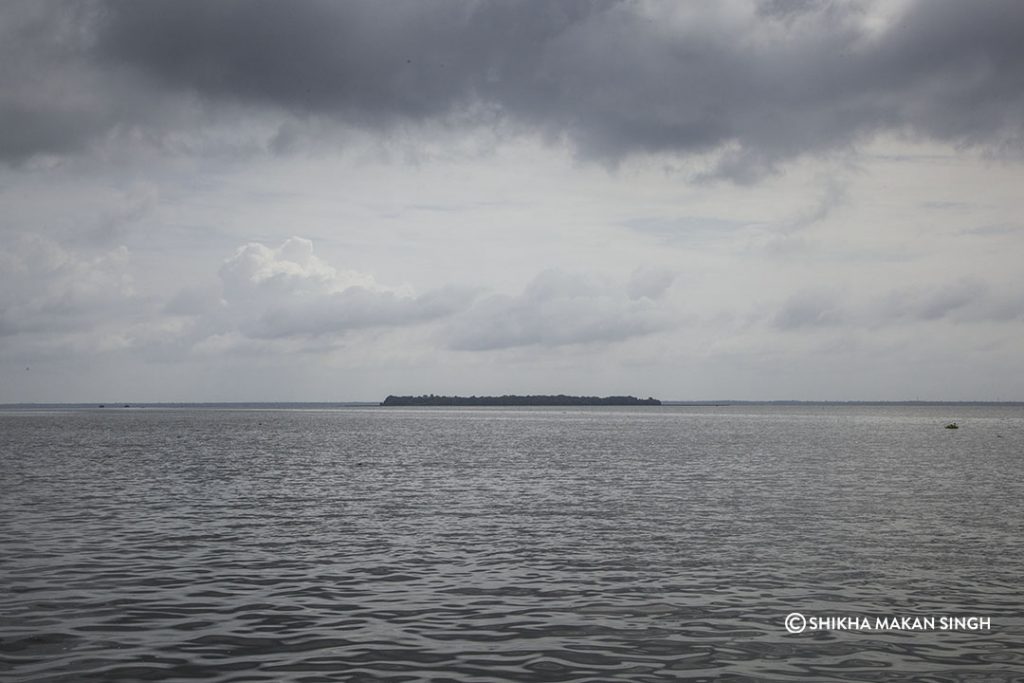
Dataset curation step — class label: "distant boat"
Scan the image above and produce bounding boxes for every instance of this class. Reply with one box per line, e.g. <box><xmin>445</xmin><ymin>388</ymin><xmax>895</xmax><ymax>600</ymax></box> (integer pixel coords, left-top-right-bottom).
<box><xmin>945</xmin><ymin>422</ymin><xmax>959</xmax><ymax>429</ymax></box>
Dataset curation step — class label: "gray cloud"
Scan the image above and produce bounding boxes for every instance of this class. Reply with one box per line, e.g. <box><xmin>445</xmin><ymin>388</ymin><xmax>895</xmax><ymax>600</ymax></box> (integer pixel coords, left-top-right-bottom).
<box><xmin>448</xmin><ymin>269</ymin><xmax>671</xmax><ymax>351</ymax></box>
<box><xmin>627</xmin><ymin>266</ymin><xmax>675</xmax><ymax>301</ymax></box>
<box><xmin>773</xmin><ymin>290</ymin><xmax>845</xmax><ymax>330</ymax></box>
<box><xmin>206</xmin><ymin>237</ymin><xmax>470</xmax><ymax>345</ymax></box>
<box><xmin>250</xmin><ymin>287</ymin><xmax>471</xmax><ymax>340</ymax></box>
<box><xmin>0</xmin><ymin>234</ymin><xmax>135</xmax><ymax>337</ymax></box>
<box><xmin>873</xmin><ymin>278</ymin><xmax>991</xmax><ymax>323</ymax></box>
<box><xmin>0</xmin><ymin>2</ymin><xmax>96</xmax><ymax>161</ymax></box>
<box><xmin>786</xmin><ymin>180</ymin><xmax>847</xmax><ymax>232</ymax></box>
<box><xmin>3</xmin><ymin>0</ymin><xmax>1024</xmax><ymax>175</ymax></box>
<box><xmin>772</xmin><ymin>278</ymin><xmax>1017</xmax><ymax>332</ymax></box>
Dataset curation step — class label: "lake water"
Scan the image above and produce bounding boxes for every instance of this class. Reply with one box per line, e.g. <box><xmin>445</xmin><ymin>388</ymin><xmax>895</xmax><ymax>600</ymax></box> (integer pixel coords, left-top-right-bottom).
<box><xmin>2</xmin><ymin>404</ymin><xmax>1023</xmax><ymax>682</ymax></box>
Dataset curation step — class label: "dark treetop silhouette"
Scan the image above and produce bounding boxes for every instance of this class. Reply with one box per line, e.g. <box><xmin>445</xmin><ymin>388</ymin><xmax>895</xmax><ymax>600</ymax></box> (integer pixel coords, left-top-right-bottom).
<box><xmin>380</xmin><ymin>394</ymin><xmax>662</xmax><ymax>406</ymax></box>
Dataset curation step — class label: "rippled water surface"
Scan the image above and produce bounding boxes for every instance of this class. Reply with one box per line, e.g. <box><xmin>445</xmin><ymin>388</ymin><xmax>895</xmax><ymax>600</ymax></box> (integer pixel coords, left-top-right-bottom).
<box><xmin>2</xmin><ymin>404</ymin><xmax>1023</xmax><ymax>681</ymax></box>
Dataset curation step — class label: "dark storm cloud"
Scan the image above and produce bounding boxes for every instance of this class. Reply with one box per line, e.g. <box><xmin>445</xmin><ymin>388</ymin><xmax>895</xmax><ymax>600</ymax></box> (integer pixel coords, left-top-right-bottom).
<box><xmin>0</xmin><ymin>1</ymin><xmax>99</xmax><ymax>160</ymax></box>
<box><xmin>4</xmin><ymin>0</ymin><xmax>1024</xmax><ymax>171</ymax></box>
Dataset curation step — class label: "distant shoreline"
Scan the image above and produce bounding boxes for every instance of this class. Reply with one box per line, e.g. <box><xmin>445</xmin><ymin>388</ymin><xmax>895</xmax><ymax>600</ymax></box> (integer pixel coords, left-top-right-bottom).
<box><xmin>380</xmin><ymin>394</ymin><xmax>662</xmax><ymax>407</ymax></box>
<box><xmin>2</xmin><ymin>400</ymin><xmax>1023</xmax><ymax>410</ymax></box>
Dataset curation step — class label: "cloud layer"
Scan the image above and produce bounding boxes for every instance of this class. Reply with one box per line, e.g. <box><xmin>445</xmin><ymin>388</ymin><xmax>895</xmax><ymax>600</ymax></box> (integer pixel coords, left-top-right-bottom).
<box><xmin>5</xmin><ymin>0</ymin><xmax>1024</xmax><ymax>176</ymax></box>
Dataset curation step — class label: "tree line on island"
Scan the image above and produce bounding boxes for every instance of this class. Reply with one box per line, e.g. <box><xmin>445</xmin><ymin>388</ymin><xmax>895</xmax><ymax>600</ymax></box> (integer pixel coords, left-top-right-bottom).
<box><xmin>381</xmin><ymin>394</ymin><xmax>662</xmax><ymax>406</ymax></box>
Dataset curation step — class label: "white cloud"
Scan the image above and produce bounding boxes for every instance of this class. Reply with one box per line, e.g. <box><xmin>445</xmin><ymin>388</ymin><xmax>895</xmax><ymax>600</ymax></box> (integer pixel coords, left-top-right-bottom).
<box><xmin>219</xmin><ymin>236</ymin><xmax>383</xmax><ymax>299</ymax></box>
<box><xmin>190</xmin><ymin>237</ymin><xmax>471</xmax><ymax>350</ymax></box>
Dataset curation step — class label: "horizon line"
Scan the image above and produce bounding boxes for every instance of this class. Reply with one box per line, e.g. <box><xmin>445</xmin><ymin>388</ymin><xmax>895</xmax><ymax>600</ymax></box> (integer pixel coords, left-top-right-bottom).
<box><xmin>3</xmin><ymin>399</ymin><xmax>1024</xmax><ymax>408</ymax></box>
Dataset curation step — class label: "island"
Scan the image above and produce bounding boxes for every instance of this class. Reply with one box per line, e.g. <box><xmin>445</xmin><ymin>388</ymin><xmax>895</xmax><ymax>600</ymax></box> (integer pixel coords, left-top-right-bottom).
<box><xmin>381</xmin><ymin>394</ymin><xmax>662</xmax><ymax>406</ymax></box>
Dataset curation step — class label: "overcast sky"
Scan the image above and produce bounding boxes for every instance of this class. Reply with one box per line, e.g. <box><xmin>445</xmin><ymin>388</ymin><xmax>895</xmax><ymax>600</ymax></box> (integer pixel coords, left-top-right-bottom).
<box><xmin>2</xmin><ymin>0</ymin><xmax>1023</xmax><ymax>402</ymax></box>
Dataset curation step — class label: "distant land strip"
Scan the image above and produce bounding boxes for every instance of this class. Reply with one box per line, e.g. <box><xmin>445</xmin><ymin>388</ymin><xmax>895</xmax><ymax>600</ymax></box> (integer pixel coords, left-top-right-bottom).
<box><xmin>380</xmin><ymin>394</ymin><xmax>662</xmax><ymax>406</ymax></box>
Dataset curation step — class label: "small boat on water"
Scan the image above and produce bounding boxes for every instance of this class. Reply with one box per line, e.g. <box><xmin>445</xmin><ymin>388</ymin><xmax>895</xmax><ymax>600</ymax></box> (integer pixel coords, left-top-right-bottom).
<box><xmin>945</xmin><ymin>422</ymin><xmax>959</xmax><ymax>429</ymax></box>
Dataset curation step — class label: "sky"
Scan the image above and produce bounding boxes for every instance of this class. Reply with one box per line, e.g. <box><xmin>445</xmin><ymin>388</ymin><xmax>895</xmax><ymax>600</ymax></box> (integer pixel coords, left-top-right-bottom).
<box><xmin>2</xmin><ymin>0</ymin><xmax>1023</xmax><ymax>402</ymax></box>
